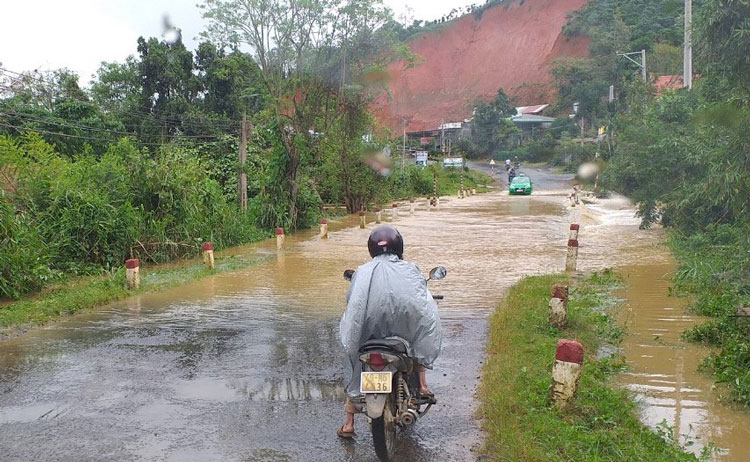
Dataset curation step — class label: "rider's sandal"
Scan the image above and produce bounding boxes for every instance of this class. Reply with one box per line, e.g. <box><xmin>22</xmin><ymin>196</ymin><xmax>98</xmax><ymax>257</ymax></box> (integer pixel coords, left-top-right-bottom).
<box><xmin>337</xmin><ymin>425</ymin><xmax>356</xmax><ymax>439</ymax></box>
<box><xmin>419</xmin><ymin>389</ymin><xmax>436</xmax><ymax>402</ymax></box>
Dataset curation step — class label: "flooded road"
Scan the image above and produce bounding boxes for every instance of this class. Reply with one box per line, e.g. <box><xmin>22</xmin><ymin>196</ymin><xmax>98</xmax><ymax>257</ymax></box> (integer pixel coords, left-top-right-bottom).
<box><xmin>583</xmin><ymin>196</ymin><xmax>750</xmax><ymax>461</ymax></box>
<box><xmin>617</xmin><ymin>263</ymin><xmax>750</xmax><ymax>460</ymax></box>
<box><xmin>0</xmin><ymin>171</ymin><xmax>746</xmax><ymax>461</ymax></box>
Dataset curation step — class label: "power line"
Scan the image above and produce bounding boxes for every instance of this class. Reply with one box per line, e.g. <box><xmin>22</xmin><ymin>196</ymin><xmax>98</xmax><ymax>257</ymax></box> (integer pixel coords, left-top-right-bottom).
<box><xmin>0</xmin><ymin>121</ymin><xmax>231</xmax><ymax>147</ymax></box>
<box><xmin>0</xmin><ymin>109</ymin><xmax>231</xmax><ymax>140</ymax></box>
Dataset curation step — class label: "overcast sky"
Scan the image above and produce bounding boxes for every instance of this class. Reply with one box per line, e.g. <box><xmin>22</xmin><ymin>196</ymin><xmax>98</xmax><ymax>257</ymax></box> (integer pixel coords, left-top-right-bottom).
<box><xmin>1</xmin><ymin>0</ymin><xmax>477</xmax><ymax>85</ymax></box>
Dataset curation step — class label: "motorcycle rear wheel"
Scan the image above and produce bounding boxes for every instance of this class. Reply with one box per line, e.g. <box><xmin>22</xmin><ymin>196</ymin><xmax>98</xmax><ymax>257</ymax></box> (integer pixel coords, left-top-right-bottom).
<box><xmin>371</xmin><ymin>394</ymin><xmax>396</xmax><ymax>460</ymax></box>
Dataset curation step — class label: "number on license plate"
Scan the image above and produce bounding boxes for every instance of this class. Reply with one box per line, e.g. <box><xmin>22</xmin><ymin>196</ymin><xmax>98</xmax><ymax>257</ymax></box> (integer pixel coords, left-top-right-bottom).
<box><xmin>360</xmin><ymin>371</ymin><xmax>392</xmax><ymax>393</ymax></box>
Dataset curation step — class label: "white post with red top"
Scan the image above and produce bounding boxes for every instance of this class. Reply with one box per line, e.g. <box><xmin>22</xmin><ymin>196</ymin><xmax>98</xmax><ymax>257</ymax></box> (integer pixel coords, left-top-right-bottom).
<box><xmin>565</xmin><ymin>239</ymin><xmax>579</xmax><ymax>272</ymax></box>
<box><xmin>201</xmin><ymin>242</ymin><xmax>215</xmax><ymax>269</ymax></box>
<box><xmin>549</xmin><ymin>284</ymin><xmax>568</xmax><ymax>328</ymax></box>
<box><xmin>125</xmin><ymin>258</ymin><xmax>140</xmax><ymax>289</ymax></box>
<box><xmin>319</xmin><ymin>219</ymin><xmax>328</xmax><ymax>239</ymax></box>
<box><xmin>569</xmin><ymin>223</ymin><xmax>579</xmax><ymax>240</ymax></box>
<box><xmin>275</xmin><ymin>227</ymin><xmax>285</xmax><ymax>250</ymax></box>
<box><xmin>549</xmin><ymin>339</ymin><xmax>584</xmax><ymax>410</ymax></box>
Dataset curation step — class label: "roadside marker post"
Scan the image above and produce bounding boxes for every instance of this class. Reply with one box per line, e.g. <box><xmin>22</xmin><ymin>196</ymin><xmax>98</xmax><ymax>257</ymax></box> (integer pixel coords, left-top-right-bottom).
<box><xmin>201</xmin><ymin>242</ymin><xmax>215</xmax><ymax>269</ymax></box>
<box><xmin>391</xmin><ymin>203</ymin><xmax>398</xmax><ymax>221</ymax></box>
<box><xmin>125</xmin><ymin>258</ymin><xmax>140</xmax><ymax>289</ymax></box>
<box><xmin>375</xmin><ymin>208</ymin><xmax>382</xmax><ymax>224</ymax></box>
<box><xmin>549</xmin><ymin>339</ymin><xmax>584</xmax><ymax>410</ymax></box>
<box><xmin>410</xmin><ymin>199</ymin><xmax>415</xmax><ymax>215</ymax></box>
<box><xmin>319</xmin><ymin>218</ymin><xmax>328</xmax><ymax>239</ymax></box>
<box><xmin>548</xmin><ymin>284</ymin><xmax>568</xmax><ymax>328</ymax></box>
<box><xmin>359</xmin><ymin>211</ymin><xmax>366</xmax><ymax>229</ymax></box>
<box><xmin>565</xmin><ymin>239</ymin><xmax>579</xmax><ymax>272</ymax></box>
<box><xmin>275</xmin><ymin>227</ymin><xmax>285</xmax><ymax>249</ymax></box>
<box><xmin>569</xmin><ymin>223</ymin><xmax>580</xmax><ymax>240</ymax></box>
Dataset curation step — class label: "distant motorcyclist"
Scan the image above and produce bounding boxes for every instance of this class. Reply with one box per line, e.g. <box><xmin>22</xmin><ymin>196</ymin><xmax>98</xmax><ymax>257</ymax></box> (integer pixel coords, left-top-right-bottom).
<box><xmin>508</xmin><ymin>167</ymin><xmax>516</xmax><ymax>182</ymax></box>
<box><xmin>505</xmin><ymin>159</ymin><xmax>511</xmax><ymax>171</ymax></box>
<box><xmin>337</xmin><ymin>226</ymin><xmax>442</xmax><ymax>438</ymax></box>
<box><xmin>513</xmin><ymin>155</ymin><xmax>520</xmax><ymax>169</ymax></box>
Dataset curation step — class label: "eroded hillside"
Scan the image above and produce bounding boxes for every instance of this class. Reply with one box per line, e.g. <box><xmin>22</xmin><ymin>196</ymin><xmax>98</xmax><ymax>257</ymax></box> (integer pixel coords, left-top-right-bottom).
<box><xmin>373</xmin><ymin>0</ymin><xmax>589</xmax><ymax>132</ymax></box>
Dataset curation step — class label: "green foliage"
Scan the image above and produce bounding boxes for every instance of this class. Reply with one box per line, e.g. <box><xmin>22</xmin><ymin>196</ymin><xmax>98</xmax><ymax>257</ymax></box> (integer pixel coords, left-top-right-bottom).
<box><xmin>0</xmin><ymin>197</ymin><xmax>53</xmax><ymax>298</ymax></box>
<box><xmin>671</xmin><ymin>227</ymin><xmax>750</xmax><ymax>404</ymax></box>
<box><xmin>0</xmin><ymin>134</ymin><xmax>264</xmax><ymax>298</ymax></box>
<box><xmin>600</xmin><ymin>0</ymin><xmax>750</xmax><ymax>405</ymax></box>
<box><xmin>466</xmin><ymin>88</ymin><xmax>519</xmax><ymax>158</ymax></box>
<box><xmin>481</xmin><ymin>273</ymin><xmax>696</xmax><ymax>461</ymax></box>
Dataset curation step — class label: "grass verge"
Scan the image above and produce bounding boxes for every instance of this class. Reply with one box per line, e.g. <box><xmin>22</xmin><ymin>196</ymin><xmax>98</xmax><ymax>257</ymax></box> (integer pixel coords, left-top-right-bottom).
<box><xmin>0</xmin><ymin>253</ymin><xmax>267</xmax><ymax>337</ymax></box>
<box><xmin>480</xmin><ymin>271</ymin><xmax>697</xmax><ymax>461</ymax></box>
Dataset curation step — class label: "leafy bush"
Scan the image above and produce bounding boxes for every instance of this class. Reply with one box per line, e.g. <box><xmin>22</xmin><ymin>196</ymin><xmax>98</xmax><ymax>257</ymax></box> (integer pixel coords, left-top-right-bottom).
<box><xmin>0</xmin><ymin>198</ymin><xmax>53</xmax><ymax>298</ymax></box>
<box><xmin>0</xmin><ymin>134</ymin><xmax>265</xmax><ymax>298</ymax></box>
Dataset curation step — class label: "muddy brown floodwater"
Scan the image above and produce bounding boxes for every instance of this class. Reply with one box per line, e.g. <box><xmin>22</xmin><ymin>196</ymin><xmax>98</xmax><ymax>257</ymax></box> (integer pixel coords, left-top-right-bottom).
<box><xmin>0</xmin><ymin>170</ymin><xmax>747</xmax><ymax>461</ymax></box>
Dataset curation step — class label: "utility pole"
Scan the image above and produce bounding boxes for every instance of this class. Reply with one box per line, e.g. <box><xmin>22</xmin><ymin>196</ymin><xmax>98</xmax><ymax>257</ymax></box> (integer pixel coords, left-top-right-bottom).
<box><xmin>683</xmin><ymin>0</ymin><xmax>693</xmax><ymax>89</ymax></box>
<box><xmin>440</xmin><ymin>120</ymin><xmax>445</xmax><ymax>154</ymax></box>
<box><xmin>237</xmin><ymin>110</ymin><xmax>249</xmax><ymax>212</ymax></box>
<box><xmin>402</xmin><ymin>117</ymin><xmax>407</xmax><ymax>171</ymax></box>
<box><xmin>617</xmin><ymin>50</ymin><xmax>648</xmax><ymax>83</ymax></box>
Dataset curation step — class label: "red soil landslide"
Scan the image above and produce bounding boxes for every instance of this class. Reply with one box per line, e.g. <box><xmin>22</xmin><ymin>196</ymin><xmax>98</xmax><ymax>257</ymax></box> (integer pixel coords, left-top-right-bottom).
<box><xmin>372</xmin><ymin>0</ymin><xmax>589</xmax><ymax>132</ymax></box>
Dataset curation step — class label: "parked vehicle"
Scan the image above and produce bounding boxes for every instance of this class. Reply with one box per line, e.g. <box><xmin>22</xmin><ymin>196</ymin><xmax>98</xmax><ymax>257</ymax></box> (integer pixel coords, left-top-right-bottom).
<box><xmin>343</xmin><ymin>266</ymin><xmax>446</xmax><ymax>460</ymax></box>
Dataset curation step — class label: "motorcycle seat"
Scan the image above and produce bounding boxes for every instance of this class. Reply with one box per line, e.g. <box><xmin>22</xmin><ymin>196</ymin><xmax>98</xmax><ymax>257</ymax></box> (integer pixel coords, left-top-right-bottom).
<box><xmin>359</xmin><ymin>338</ymin><xmax>409</xmax><ymax>354</ymax></box>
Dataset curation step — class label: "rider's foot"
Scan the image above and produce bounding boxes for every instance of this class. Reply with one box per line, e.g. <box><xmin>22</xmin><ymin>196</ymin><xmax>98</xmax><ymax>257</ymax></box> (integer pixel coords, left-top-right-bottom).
<box><xmin>337</xmin><ymin>424</ymin><xmax>355</xmax><ymax>438</ymax></box>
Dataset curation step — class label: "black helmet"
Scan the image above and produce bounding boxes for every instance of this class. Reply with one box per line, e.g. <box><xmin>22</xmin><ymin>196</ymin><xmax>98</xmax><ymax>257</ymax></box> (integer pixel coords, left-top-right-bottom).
<box><xmin>368</xmin><ymin>225</ymin><xmax>404</xmax><ymax>259</ymax></box>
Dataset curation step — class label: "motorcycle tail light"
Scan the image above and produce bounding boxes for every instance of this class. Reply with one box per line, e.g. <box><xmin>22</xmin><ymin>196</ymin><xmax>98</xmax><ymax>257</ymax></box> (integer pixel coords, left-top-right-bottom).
<box><xmin>369</xmin><ymin>353</ymin><xmax>386</xmax><ymax>371</ymax></box>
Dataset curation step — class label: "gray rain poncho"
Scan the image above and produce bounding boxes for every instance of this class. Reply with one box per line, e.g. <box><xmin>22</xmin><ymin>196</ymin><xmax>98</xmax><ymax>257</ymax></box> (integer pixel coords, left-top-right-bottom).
<box><xmin>340</xmin><ymin>254</ymin><xmax>442</xmax><ymax>398</ymax></box>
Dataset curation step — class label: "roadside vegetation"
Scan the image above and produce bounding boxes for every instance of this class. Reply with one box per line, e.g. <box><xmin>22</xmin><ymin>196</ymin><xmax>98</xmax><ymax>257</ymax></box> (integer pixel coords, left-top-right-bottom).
<box><xmin>594</xmin><ymin>0</ymin><xmax>750</xmax><ymax>405</ymax></box>
<box><xmin>0</xmin><ymin>0</ymin><xmax>490</xmax><ymax>312</ymax></box>
<box><xmin>481</xmin><ymin>271</ymin><xmax>698</xmax><ymax>461</ymax></box>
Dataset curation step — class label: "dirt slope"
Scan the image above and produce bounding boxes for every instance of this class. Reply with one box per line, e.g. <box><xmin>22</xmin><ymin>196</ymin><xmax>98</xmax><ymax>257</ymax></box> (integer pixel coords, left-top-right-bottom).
<box><xmin>372</xmin><ymin>0</ymin><xmax>589</xmax><ymax>132</ymax></box>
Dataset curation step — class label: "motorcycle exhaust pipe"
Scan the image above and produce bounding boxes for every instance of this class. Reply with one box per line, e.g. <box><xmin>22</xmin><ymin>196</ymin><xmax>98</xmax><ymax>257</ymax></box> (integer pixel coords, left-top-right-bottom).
<box><xmin>399</xmin><ymin>409</ymin><xmax>419</xmax><ymax>426</ymax></box>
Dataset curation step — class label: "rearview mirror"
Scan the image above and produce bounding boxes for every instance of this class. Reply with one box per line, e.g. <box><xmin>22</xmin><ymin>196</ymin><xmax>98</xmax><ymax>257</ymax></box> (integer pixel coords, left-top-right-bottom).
<box><xmin>343</xmin><ymin>269</ymin><xmax>354</xmax><ymax>281</ymax></box>
<box><xmin>428</xmin><ymin>266</ymin><xmax>447</xmax><ymax>281</ymax></box>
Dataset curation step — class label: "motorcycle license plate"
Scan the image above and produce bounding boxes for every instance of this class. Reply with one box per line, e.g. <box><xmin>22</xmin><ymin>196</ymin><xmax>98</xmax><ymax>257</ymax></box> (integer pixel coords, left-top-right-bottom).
<box><xmin>360</xmin><ymin>371</ymin><xmax>392</xmax><ymax>394</ymax></box>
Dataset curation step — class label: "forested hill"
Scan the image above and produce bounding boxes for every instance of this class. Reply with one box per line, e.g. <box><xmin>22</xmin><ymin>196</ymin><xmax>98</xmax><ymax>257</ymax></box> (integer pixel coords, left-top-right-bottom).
<box><xmin>372</xmin><ymin>0</ymin><xmax>589</xmax><ymax>132</ymax></box>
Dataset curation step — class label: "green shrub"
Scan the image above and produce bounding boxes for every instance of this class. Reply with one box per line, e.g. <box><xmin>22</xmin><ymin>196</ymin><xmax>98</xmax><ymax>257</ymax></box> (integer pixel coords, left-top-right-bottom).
<box><xmin>0</xmin><ymin>198</ymin><xmax>54</xmax><ymax>298</ymax></box>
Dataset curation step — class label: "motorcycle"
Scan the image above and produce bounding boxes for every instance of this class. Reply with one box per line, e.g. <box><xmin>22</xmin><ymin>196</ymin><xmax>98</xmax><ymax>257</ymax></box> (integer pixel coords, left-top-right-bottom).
<box><xmin>342</xmin><ymin>266</ymin><xmax>446</xmax><ymax>460</ymax></box>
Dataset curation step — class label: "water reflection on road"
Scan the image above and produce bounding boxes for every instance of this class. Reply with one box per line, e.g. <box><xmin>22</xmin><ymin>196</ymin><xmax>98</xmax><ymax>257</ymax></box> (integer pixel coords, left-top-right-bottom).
<box><xmin>0</xmin><ymin>178</ymin><xmax>746</xmax><ymax>461</ymax></box>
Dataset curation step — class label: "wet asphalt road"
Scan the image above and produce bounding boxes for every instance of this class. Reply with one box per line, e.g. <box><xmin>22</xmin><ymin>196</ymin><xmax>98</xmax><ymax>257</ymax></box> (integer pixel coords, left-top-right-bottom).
<box><xmin>467</xmin><ymin>160</ymin><xmax>574</xmax><ymax>191</ymax></box>
<box><xmin>0</xmin><ymin>167</ymin><xmax>646</xmax><ymax>462</ymax></box>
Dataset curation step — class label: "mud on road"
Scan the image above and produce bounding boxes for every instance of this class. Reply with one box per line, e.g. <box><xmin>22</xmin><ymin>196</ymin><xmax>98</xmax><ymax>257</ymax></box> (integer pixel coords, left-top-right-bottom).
<box><xmin>0</xmin><ymin>171</ymin><xmax>665</xmax><ymax>461</ymax></box>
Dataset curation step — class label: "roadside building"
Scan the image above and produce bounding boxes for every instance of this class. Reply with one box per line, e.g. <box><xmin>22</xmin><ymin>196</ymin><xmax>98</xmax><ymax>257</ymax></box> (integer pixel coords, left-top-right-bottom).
<box><xmin>510</xmin><ymin>104</ymin><xmax>555</xmax><ymax>140</ymax></box>
<box><xmin>407</xmin><ymin>120</ymin><xmax>471</xmax><ymax>152</ymax></box>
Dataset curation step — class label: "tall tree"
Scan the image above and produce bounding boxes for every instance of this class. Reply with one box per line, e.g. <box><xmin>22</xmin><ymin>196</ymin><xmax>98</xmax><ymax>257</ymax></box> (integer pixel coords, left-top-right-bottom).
<box><xmin>200</xmin><ymin>0</ymin><xmax>391</xmax><ymax>228</ymax></box>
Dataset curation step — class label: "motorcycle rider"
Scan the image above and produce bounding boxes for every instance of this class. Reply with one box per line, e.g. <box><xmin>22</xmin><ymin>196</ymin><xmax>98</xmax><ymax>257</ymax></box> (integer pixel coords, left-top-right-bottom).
<box><xmin>337</xmin><ymin>225</ymin><xmax>442</xmax><ymax>438</ymax></box>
